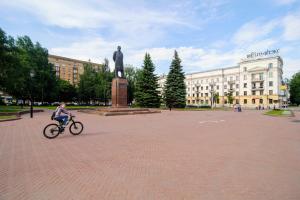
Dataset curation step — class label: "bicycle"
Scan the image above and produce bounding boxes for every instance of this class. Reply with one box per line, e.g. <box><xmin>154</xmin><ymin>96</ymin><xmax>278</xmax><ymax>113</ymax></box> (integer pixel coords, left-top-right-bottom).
<box><xmin>43</xmin><ymin>115</ymin><xmax>84</xmax><ymax>139</ymax></box>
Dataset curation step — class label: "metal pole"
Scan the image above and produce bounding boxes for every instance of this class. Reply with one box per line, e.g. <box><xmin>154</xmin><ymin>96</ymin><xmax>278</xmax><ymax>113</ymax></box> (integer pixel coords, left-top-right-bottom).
<box><xmin>30</xmin><ymin>98</ymin><xmax>33</xmax><ymax>118</ymax></box>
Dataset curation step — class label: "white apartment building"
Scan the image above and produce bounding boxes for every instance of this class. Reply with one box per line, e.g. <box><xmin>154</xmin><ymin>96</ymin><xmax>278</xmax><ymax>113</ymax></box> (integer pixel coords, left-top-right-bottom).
<box><xmin>158</xmin><ymin>50</ymin><xmax>287</xmax><ymax>108</ymax></box>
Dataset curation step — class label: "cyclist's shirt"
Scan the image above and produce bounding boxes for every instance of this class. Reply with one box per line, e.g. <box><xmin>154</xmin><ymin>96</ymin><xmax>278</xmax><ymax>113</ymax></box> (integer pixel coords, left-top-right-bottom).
<box><xmin>54</xmin><ymin>106</ymin><xmax>69</xmax><ymax>118</ymax></box>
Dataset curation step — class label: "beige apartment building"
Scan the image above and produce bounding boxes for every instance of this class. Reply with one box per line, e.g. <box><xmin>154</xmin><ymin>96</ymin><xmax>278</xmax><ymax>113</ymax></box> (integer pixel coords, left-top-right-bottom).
<box><xmin>48</xmin><ymin>54</ymin><xmax>103</xmax><ymax>85</ymax></box>
<box><xmin>158</xmin><ymin>50</ymin><xmax>288</xmax><ymax>109</ymax></box>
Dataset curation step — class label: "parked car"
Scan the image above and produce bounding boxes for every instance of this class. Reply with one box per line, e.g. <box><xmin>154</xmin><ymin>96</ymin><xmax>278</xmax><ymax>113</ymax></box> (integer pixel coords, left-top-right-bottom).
<box><xmin>51</xmin><ymin>102</ymin><xmax>60</xmax><ymax>106</ymax></box>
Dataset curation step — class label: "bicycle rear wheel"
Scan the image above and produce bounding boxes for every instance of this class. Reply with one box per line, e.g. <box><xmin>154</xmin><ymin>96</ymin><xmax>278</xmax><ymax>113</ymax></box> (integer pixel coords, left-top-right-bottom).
<box><xmin>43</xmin><ymin>124</ymin><xmax>60</xmax><ymax>139</ymax></box>
<box><xmin>69</xmin><ymin>121</ymin><xmax>84</xmax><ymax>135</ymax></box>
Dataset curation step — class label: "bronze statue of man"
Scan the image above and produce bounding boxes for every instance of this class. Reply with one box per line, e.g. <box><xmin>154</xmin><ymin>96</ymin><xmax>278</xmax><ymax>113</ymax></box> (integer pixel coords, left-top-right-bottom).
<box><xmin>113</xmin><ymin>46</ymin><xmax>124</xmax><ymax>78</ymax></box>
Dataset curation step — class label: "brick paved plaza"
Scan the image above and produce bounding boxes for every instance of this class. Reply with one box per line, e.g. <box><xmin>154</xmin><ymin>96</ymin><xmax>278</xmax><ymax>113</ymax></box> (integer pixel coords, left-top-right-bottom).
<box><xmin>0</xmin><ymin>110</ymin><xmax>300</xmax><ymax>200</ymax></box>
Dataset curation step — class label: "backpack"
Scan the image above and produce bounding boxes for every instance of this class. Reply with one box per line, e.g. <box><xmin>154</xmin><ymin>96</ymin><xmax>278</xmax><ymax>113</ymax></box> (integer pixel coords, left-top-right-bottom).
<box><xmin>51</xmin><ymin>111</ymin><xmax>56</xmax><ymax>120</ymax></box>
<box><xmin>51</xmin><ymin>107</ymin><xmax>59</xmax><ymax>120</ymax></box>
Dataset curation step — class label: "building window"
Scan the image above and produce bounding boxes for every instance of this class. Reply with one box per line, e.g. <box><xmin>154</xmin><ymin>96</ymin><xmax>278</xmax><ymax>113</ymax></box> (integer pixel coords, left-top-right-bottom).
<box><xmin>193</xmin><ymin>94</ymin><xmax>195</xmax><ymax>97</ymax></box>
<box><xmin>224</xmin><ymin>92</ymin><xmax>227</xmax><ymax>96</ymax></box>
<box><xmin>252</xmin><ymin>91</ymin><xmax>255</xmax><ymax>95</ymax></box>
<box><xmin>243</xmin><ymin>67</ymin><xmax>247</xmax><ymax>72</ymax></box>
<box><xmin>260</xmin><ymin>99</ymin><xmax>263</xmax><ymax>104</ymax></box>
<box><xmin>236</xmin><ymin>91</ymin><xmax>239</xmax><ymax>96</ymax></box>
<box><xmin>230</xmin><ymin>76</ymin><xmax>233</xmax><ymax>81</ymax></box>
<box><xmin>269</xmin><ymin>81</ymin><xmax>273</xmax><ymax>87</ymax></box>
<box><xmin>268</xmin><ymin>63</ymin><xmax>273</xmax><ymax>68</ymax></box>
<box><xmin>252</xmin><ymin>99</ymin><xmax>255</xmax><ymax>104</ymax></box>
<box><xmin>269</xmin><ymin>99</ymin><xmax>273</xmax><ymax>104</ymax></box>
<box><xmin>201</xmin><ymin>93</ymin><xmax>203</xmax><ymax>97</ymax></box>
<box><xmin>269</xmin><ymin>71</ymin><xmax>273</xmax><ymax>78</ymax></box>
<box><xmin>244</xmin><ymin>91</ymin><xmax>247</xmax><ymax>96</ymax></box>
<box><xmin>236</xmin><ymin>84</ymin><xmax>239</xmax><ymax>88</ymax></box>
<box><xmin>244</xmin><ymin>83</ymin><xmax>247</xmax><ymax>88</ymax></box>
<box><xmin>259</xmin><ymin>73</ymin><xmax>263</xmax><ymax>80</ymax></box>
<box><xmin>269</xmin><ymin>90</ymin><xmax>273</xmax><ymax>95</ymax></box>
<box><xmin>244</xmin><ymin>75</ymin><xmax>247</xmax><ymax>80</ymax></box>
<box><xmin>224</xmin><ymin>85</ymin><xmax>227</xmax><ymax>89</ymax></box>
<box><xmin>205</xmin><ymin>100</ymin><xmax>208</xmax><ymax>104</ymax></box>
<box><xmin>217</xmin><ymin>85</ymin><xmax>219</xmax><ymax>90</ymax></box>
<box><xmin>206</xmin><ymin>86</ymin><xmax>208</xmax><ymax>90</ymax></box>
<box><xmin>260</xmin><ymin>90</ymin><xmax>263</xmax><ymax>95</ymax></box>
<box><xmin>244</xmin><ymin>99</ymin><xmax>247</xmax><ymax>104</ymax></box>
<box><xmin>201</xmin><ymin>86</ymin><xmax>203</xmax><ymax>90</ymax></box>
<box><xmin>217</xmin><ymin>78</ymin><xmax>219</xmax><ymax>82</ymax></box>
<box><xmin>205</xmin><ymin>93</ymin><xmax>208</xmax><ymax>97</ymax></box>
<box><xmin>236</xmin><ymin>76</ymin><xmax>239</xmax><ymax>80</ymax></box>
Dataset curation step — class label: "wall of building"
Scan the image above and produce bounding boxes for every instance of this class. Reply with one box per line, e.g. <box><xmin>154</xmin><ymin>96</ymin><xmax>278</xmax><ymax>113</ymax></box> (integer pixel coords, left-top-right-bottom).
<box><xmin>158</xmin><ymin>56</ymin><xmax>286</xmax><ymax>109</ymax></box>
<box><xmin>48</xmin><ymin>55</ymin><xmax>103</xmax><ymax>85</ymax></box>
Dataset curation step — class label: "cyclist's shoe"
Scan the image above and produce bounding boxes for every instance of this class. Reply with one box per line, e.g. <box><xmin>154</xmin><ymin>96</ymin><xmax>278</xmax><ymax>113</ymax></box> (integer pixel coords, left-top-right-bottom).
<box><xmin>59</xmin><ymin>126</ymin><xmax>65</xmax><ymax>133</ymax></box>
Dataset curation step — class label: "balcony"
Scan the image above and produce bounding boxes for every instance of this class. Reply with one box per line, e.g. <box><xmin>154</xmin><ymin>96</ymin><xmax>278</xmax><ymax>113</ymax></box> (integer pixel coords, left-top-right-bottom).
<box><xmin>251</xmin><ymin>87</ymin><xmax>264</xmax><ymax>91</ymax></box>
<box><xmin>228</xmin><ymin>88</ymin><xmax>235</xmax><ymax>92</ymax></box>
<box><xmin>228</xmin><ymin>80</ymin><xmax>235</xmax><ymax>84</ymax></box>
<box><xmin>251</xmin><ymin>78</ymin><xmax>264</xmax><ymax>82</ymax></box>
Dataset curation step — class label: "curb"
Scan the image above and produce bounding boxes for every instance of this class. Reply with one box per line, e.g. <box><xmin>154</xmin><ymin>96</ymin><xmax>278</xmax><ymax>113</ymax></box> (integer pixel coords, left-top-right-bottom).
<box><xmin>0</xmin><ymin>116</ymin><xmax>22</xmax><ymax>122</ymax></box>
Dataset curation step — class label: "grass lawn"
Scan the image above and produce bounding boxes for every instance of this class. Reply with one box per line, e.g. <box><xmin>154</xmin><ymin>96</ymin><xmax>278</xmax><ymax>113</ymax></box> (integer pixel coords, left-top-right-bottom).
<box><xmin>265</xmin><ymin>110</ymin><xmax>285</xmax><ymax>116</ymax></box>
<box><xmin>0</xmin><ymin>115</ymin><xmax>18</xmax><ymax>120</ymax></box>
<box><xmin>34</xmin><ymin>105</ymin><xmax>101</xmax><ymax>110</ymax></box>
<box><xmin>0</xmin><ymin>106</ymin><xmax>28</xmax><ymax>113</ymax></box>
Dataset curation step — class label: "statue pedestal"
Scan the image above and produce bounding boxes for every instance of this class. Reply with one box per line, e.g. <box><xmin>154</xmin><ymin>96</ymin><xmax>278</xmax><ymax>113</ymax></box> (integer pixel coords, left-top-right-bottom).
<box><xmin>111</xmin><ymin>78</ymin><xmax>128</xmax><ymax>108</ymax></box>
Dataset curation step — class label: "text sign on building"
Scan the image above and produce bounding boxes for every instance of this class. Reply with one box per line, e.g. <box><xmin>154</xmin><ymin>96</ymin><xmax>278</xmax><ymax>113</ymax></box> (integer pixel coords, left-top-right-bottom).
<box><xmin>246</xmin><ymin>49</ymin><xmax>279</xmax><ymax>59</ymax></box>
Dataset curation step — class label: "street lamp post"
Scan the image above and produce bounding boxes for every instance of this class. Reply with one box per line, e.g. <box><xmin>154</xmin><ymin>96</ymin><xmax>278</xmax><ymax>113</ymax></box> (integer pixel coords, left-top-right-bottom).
<box><xmin>209</xmin><ymin>81</ymin><xmax>216</xmax><ymax>109</ymax></box>
<box><xmin>30</xmin><ymin>70</ymin><xmax>35</xmax><ymax>118</ymax></box>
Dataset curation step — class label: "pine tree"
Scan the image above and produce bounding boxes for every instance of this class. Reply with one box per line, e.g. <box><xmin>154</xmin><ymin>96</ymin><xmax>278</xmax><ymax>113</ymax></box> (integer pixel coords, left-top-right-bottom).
<box><xmin>135</xmin><ymin>53</ymin><xmax>161</xmax><ymax>108</ymax></box>
<box><xmin>164</xmin><ymin>51</ymin><xmax>186</xmax><ymax>108</ymax></box>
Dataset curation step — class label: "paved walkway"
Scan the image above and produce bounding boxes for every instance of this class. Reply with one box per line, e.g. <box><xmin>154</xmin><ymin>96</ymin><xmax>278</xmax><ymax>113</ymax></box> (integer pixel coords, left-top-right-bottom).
<box><xmin>0</xmin><ymin>110</ymin><xmax>300</xmax><ymax>200</ymax></box>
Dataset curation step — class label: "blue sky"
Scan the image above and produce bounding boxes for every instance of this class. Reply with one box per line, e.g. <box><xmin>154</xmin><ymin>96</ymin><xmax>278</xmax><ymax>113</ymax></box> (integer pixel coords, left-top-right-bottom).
<box><xmin>0</xmin><ymin>0</ymin><xmax>300</xmax><ymax>78</ymax></box>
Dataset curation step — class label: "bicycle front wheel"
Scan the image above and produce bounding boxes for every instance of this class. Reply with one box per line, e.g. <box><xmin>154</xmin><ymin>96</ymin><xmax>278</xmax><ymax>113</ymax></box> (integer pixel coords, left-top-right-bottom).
<box><xmin>69</xmin><ymin>121</ymin><xmax>84</xmax><ymax>135</ymax></box>
<box><xmin>43</xmin><ymin>124</ymin><xmax>60</xmax><ymax>139</ymax></box>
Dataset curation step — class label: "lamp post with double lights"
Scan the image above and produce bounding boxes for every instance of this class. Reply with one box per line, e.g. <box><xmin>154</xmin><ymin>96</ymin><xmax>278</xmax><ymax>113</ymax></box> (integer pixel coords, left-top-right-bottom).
<box><xmin>209</xmin><ymin>81</ymin><xmax>216</xmax><ymax>109</ymax></box>
<box><xmin>30</xmin><ymin>70</ymin><xmax>35</xmax><ymax>118</ymax></box>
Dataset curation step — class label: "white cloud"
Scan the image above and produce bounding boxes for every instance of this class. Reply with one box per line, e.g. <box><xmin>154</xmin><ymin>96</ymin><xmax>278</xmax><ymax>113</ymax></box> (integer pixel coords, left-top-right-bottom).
<box><xmin>232</xmin><ymin>20</ymin><xmax>278</xmax><ymax>45</ymax></box>
<box><xmin>282</xmin><ymin>13</ymin><xmax>300</xmax><ymax>41</ymax></box>
<box><xmin>275</xmin><ymin>0</ymin><xmax>297</xmax><ymax>5</ymax></box>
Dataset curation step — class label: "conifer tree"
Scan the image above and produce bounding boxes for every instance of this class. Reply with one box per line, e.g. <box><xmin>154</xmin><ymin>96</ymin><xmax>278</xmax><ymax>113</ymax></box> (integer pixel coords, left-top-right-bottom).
<box><xmin>135</xmin><ymin>53</ymin><xmax>161</xmax><ymax>107</ymax></box>
<box><xmin>164</xmin><ymin>51</ymin><xmax>186</xmax><ymax>108</ymax></box>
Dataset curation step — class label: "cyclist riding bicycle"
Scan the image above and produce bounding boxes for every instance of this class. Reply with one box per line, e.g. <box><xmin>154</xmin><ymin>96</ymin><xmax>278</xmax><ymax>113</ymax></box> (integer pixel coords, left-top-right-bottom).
<box><xmin>53</xmin><ymin>102</ymin><xmax>71</xmax><ymax>127</ymax></box>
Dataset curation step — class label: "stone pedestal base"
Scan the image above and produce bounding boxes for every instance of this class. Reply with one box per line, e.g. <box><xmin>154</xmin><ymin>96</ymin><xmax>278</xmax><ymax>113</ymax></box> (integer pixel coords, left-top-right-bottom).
<box><xmin>111</xmin><ymin>78</ymin><xmax>128</xmax><ymax>108</ymax></box>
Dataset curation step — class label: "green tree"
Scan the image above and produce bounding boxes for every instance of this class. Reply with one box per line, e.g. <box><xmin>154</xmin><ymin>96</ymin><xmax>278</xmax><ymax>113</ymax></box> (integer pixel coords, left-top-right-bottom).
<box><xmin>289</xmin><ymin>72</ymin><xmax>300</xmax><ymax>105</ymax></box>
<box><xmin>164</xmin><ymin>51</ymin><xmax>186</xmax><ymax>108</ymax></box>
<box><xmin>135</xmin><ymin>53</ymin><xmax>160</xmax><ymax>108</ymax></box>
<box><xmin>125</xmin><ymin>65</ymin><xmax>141</xmax><ymax>105</ymax></box>
<box><xmin>94</xmin><ymin>69</ymin><xmax>113</xmax><ymax>105</ymax></box>
<box><xmin>57</xmin><ymin>79</ymin><xmax>77</xmax><ymax>102</ymax></box>
<box><xmin>78</xmin><ymin>64</ymin><xmax>97</xmax><ymax>103</ymax></box>
<box><xmin>213</xmin><ymin>92</ymin><xmax>219</xmax><ymax>107</ymax></box>
<box><xmin>226</xmin><ymin>92</ymin><xmax>234</xmax><ymax>105</ymax></box>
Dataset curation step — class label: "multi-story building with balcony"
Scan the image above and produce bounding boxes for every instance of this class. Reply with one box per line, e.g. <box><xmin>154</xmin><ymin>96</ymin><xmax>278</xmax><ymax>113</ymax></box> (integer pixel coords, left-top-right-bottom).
<box><xmin>158</xmin><ymin>53</ymin><xmax>287</xmax><ymax>108</ymax></box>
<box><xmin>48</xmin><ymin>54</ymin><xmax>103</xmax><ymax>85</ymax></box>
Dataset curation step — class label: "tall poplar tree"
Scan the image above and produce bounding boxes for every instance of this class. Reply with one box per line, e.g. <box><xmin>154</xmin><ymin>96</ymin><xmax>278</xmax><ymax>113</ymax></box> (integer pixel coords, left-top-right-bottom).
<box><xmin>135</xmin><ymin>53</ymin><xmax>160</xmax><ymax>107</ymax></box>
<box><xmin>164</xmin><ymin>51</ymin><xmax>186</xmax><ymax>108</ymax></box>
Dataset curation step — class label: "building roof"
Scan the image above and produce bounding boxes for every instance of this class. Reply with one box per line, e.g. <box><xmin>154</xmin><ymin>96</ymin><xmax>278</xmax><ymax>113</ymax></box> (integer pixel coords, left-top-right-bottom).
<box><xmin>185</xmin><ymin>66</ymin><xmax>239</xmax><ymax>76</ymax></box>
<box><xmin>48</xmin><ymin>54</ymin><xmax>103</xmax><ymax>66</ymax></box>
